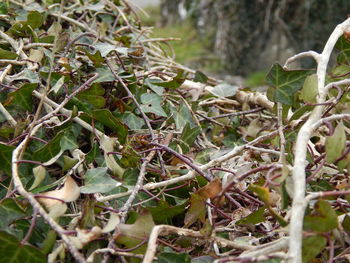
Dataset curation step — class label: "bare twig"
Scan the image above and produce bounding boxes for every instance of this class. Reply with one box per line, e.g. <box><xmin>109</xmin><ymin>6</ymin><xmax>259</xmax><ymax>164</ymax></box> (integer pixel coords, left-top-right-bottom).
<box><xmin>143</xmin><ymin>225</ymin><xmax>254</xmax><ymax>263</ymax></box>
<box><xmin>288</xmin><ymin>18</ymin><xmax>350</xmax><ymax>263</ymax></box>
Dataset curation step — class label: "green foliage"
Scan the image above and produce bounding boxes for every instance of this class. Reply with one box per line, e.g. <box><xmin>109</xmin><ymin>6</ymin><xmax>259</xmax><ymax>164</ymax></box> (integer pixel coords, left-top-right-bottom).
<box><xmin>2</xmin><ymin>1</ymin><xmax>350</xmax><ymax>262</ymax></box>
<box><xmin>266</xmin><ymin>63</ymin><xmax>313</xmax><ymax>105</ymax></box>
<box><xmin>0</xmin><ymin>231</ymin><xmax>46</xmax><ymax>263</ymax></box>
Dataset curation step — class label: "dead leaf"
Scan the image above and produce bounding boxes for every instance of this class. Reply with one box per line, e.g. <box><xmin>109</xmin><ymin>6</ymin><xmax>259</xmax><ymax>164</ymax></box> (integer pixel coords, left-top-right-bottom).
<box><xmin>37</xmin><ymin>176</ymin><xmax>80</xmax><ymax>209</ymax></box>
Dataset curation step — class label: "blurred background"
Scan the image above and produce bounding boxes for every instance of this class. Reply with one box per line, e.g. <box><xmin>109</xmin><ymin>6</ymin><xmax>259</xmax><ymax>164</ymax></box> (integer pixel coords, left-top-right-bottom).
<box><xmin>133</xmin><ymin>0</ymin><xmax>350</xmax><ymax>85</ymax></box>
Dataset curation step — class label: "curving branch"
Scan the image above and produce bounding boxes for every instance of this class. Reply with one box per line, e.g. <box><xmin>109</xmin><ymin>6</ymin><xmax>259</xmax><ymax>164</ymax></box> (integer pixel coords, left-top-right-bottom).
<box><xmin>288</xmin><ymin>18</ymin><xmax>350</xmax><ymax>263</ymax></box>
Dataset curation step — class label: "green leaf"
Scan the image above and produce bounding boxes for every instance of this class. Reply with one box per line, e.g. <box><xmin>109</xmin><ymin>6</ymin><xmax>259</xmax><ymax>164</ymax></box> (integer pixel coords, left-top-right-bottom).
<box><xmin>76</xmin><ymin>84</ymin><xmax>106</xmax><ymax>109</ymax></box>
<box><xmin>172</xmin><ymin>103</ymin><xmax>195</xmax><ymax>130</ymax></box>
<box><xmin>194</xmin><ymin>70</ymin><xmax>208</xmax><ymax>83</ymax></box>
<box><xmin>0</xmin><ymin>231</ymin><xmax>46</xmax><ymax>263</ymax></box>
<box><xmin>116</xmin><ymin>211</ymin><xmax>155</xmax><ymax>253</ymax></box>
<box><xmin>207</xmin><ymin>83</ymin><xmax>238</xmax><ymax>98</ymax></box>
<box><xmin>93</xmin><ymin>67</ymin><xmax>115</xmax><ymax>83</ymax></box>
<box><xmin>91</xmin><ymin>109</ymin><xmax>128</xmax><ymax>144</ymax></box>
<box><xmin>147</xmin><ymin>200</ymin><xmax>186</xmax><ymax>224</ymax></box>
<box><xmin>62</xmin><ymin>156</ymin><xmax>79</xmax><ymax>172</ymax></box>
<box><xmin>0</xmin><ymin>2</ymin><xmax>8</xmax><ymax>14</ymax></box>
<box><xmin>249</xmin><ymin>185</ymin><xmax>270</xmax><ymax>204</ymax></box>
<box><xmin>335</xmin><ymin>36</ymin><xmax>350</xmax><ymax>64</ymax></box>
<box><xmin>266</xmin><ymin>63</ymin><xmax>313</xmax><ymax>105</ymax></box>
<box><xmin>60</xmin><ymin>130</ymin><xmax>78</xmax><ymax>151</ymax></box>
<box><xmin>140</xmin><ymin>93</ymin><xmax>167</xmax><ymax>117</ymax></box>
<box><xmin>236</xmin><ymin>206</ymin><xmax>266</xmax><ymax>225</ymax></box>
<box><xmin>304</xmin><ymin>200</ymin><xmax>338</xmax><ymax>232</ymax></box>
<box><xmin>7</xmin><ymin>83</ymin><xmax>37</xmax><ymax>111</ymax></box>
<box><xmin>0</xmin><ymin>143</ymin><xmax>15</xmax><ymax>174</ymax></box>
<box><xmin>330</xmin><ymin>64</ymin><xmax>350</xmax><ymax>80</ymax></box>
<box><xmin>300</xmin><ymin>74</ymin><xmax>318</xmax><ymax>103</ymax></box>
<box><xmin>122</xmin><ymin>112</ymin><xmax>145</xmax><ymax>130</ymax></box>
<box><xmin>33</xmin><ymin>132</ymin><xmax>64</xmax><ymax>162</ymax></box>
<box><xmin>181</xmin><ymin>123</ymin><xmax>201</xmax><ymax>147</ymax></box>
<box><xmin>325</xmin><ymin>121</ymin><xmax>346</xmax><ymax>163</ymax></box>
<box><xmin>184</xmin><ymin>193</ymin><xmax>206</xmax><ymax>227</ymax></box>
<box><xmin>302</xmin><ymin>235</ymin><xmax>326</xmax><ymax>263</ymax></box>
<box><xmin>342</xmin><ymin>215</ymin><xmax>350</xmax><ymax>232</ymax></box>
<box><xmin>94</xmin><ymin>42</ymin><xmax>117</xmax><ymax>57</ymax></box>
<box><xmin>27</xmin><ymin>11</ymin><xmax>43</xmax><ymax>29</ymax></box>
<box><xmin>155</xmin><ymin>71</ymin><xmax>185</xmax><ymax>89</ymax></box>
<box><xmin>29</xmin><ymin>166</ymin><xmax>47</xmax><ymax>191</ymax></box>
<box><xmin>80</xmin><ymin>167</ymin><xmax>121</xmax><ymax>194</ymax></box>
<box><xmin>0</xmin><ymin>199</ymin><xmax>26</xmax><ymax>230</ymax></box>
<box><xmin>289</xmin><ymin>105</ymin><xmax>313</xmax><ymax>121</ymax></box>
<box><xmin>0</xmin><ymin>48</ymin><xmax>18</xmax><ymax>59</ymax></box>
<box><xmin>158</xmin><ymin>252</ymin><xmax>191</xmax><ymax>263</ymax></box>
<box><xmin>144</xmin><ymin>78</ymin><xmax>164</xmax><ymax>95</ymax></box>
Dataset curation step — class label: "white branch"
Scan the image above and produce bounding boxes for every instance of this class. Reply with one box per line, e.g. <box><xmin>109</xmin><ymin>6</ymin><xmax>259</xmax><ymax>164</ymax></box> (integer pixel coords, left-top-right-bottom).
<box><xmin>142</xmin><ymin>225</ymin><xmax>253</xmax><ymax>263</ymax></box>
<box><xmin>288</xmin><ymin>17</ymin><xmax>350</xmax><ymax>263</ymax></box>
<box><xmin>283</xmin><ymin>51</ymin><xmax>320</xmax><ymax>69</ymax></box>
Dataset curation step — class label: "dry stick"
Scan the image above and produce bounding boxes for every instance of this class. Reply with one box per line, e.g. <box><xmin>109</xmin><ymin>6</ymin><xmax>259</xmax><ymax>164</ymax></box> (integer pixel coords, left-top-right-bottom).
<box><xmin>286</xmin><ymin>18</ymin><xmax>350</xmax><ymax>263</ymax></box>
<box><xmin>119</xmin><ymin>150</ymin><xmax>157</xmax><ymax>219</ymax></box>
<box><xmin>21</xmin><ymin>208</ymin><xmax>39</xmax><ymax>245</ymax></box>
<box><xmin>142</xmin><ymin>225</ymin><xmax>254</xmax><ymax>263</ymax></box>
<box><xmin>11</xmin><ymin>123</ymin><xmax>86</xmax><ymax>263</ymax></box>
<box><xmin>87</xmin><ymin>248</ymin><xmax>144</xmax><ymax>263</ymax></box>
<box><xmin>33</xmin><ymin>90</ymin><xmax>104</xmax><ymax>138</ymax></box>
<box><xmin>206</xmin><ymin>107</ymin><xmax>265</xmax><ymax>120</ymax></box>
<box><xmin>97</xmin><ymin>129</ymin><xmax>281</xmax><ymax>202</ymax></box>
<box><xmin>0</xmin><ymin>102</ymin><xmax>17</xmax><ymax>126</ymax></box>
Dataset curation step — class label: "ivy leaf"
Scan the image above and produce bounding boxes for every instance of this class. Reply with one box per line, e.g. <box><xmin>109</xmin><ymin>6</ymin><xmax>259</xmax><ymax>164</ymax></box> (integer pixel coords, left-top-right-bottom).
<box><xmin>335</xmin><ymin>36</ymin><xmax>350</xmax><ymax>64</ymax></box>
<box><xmin>91</xmin><ymin>109</ymin><xmax>128</xmax><ymax>144</ymax></box>
<box><xmin>184</xmin><ymin>193</ymin><xmax>206</xmax><ymax>227</ymax></box>
<box><xmin>115</xmin><ymin>211</ymin><xmax>155</xmax><ymax>252</ymax></box>
<box><xmin>93</xmin><ymin>67</ymin><xmax>115</xmax><ymax>83</ymax></box>
<box><xmin>33</xmin><ymin>131</ymin><xmax>64</xmax><ymax>162</ymax></box>
<box><xmin>27</xmin><ymin>11</ymin><xmax>43</xmax><ymax>29</ymax></box>
<box><xmin>29</xmin><ymin>166</ymin><xmax>47</xmax><ymax>191</ymax></box>
<box><xmin>266</xmin><ymin>63</ymin><xmax>313</xmax><ymax>105</ymax></box>
<box><xmin>0</xmin><ymin>143</ymin><xmax>15</xmax><ymax>174</ymax></box>
<box><xmin>122</xmin><ymin>112</ymin><xmax>145</xmax><ymax>130</ymax></box>
<box><xmin>249</xmin><ymin>185</ymin><xmax>270</xmax><ymax>204</ymax></box>
<box><xmin>172</xmin><ymin>103</ymin><xmax>195</xmax><ymax>130</ymax></box>
<box><xmin>0</xmin><ymin>231</ymin><xmax>46</xmax><ymax>263</ymax></box>
<box><xmin>7</xmin><ymin>83</ymin><xmax>37</xmax><ymax>111</ymax></box>
<box><xmin>325</xmin><ymin>121</ymin><xmax>346</xmax><ymax>163</ymax></box>
<box><xmin>147</xmin><ymin>200</ymin><xmax>186</xmax><ymax>224</ymax></box>
<box><xmin>302</xmin><ymin>235</ymin><xmax>327</xmax><ymax>263</ymax></box>
<box><xmin>60</xmin><ymin>130</ymin><xmax>78</xmax><ymax>151</ymax></box>
<box><xmin>76</xmin><ymin>84</ymin><xmax>106</xmax><ymax>109</ymax></box>
<box><xmin>144</xmin><ymin>78</ymin><xmax>165</xmax><ymax>95</ymax></box>
<box><xmin>0</xmin><ymin>48</ymin><xmax>18</xmax><ymax>59</ymax></box>
<box><xmin>304</xmin><ymin>200</ymin><xmax>338</xmax><ymax>232</ymax></box>
<box><xmin>300</xmin><ymin>74</ymin><xmax>318</xmax><ymax>103</ymax></box>
<box><xmin>94</xmin><ymin>42</ymin><xmax>117</xmax><ymax>57</ymax></box>
<box><xmin>185</xmin><ymin>179</ymin><xmax>222</xmax><ymax>227</ymax></box>
<box><xmin>179</xmin><ymin>124</ymin><xmax>201</xmax><ymax>153</ymax></box>
<box><xmin>80</xmin><ymin>167</ymin><xmax>121</xmax><ymax>194</ymax></box>
<box><xmin>206</xmin><ymin>83</ymin><xmax>238</xmax><ymax>98</ymax></box>
<box><xmin>194</xmin><ymin>70</ymin><xmax>208</xmax><ymax>83</ymax></box>
<box><xmin>237</xmin><ymin>206</ymin><xmax>266</xmax><ymax>225</ymax></box>
<box><xmin>140</xmin><ymin>93</ymin><xmax>167</xmax><ymax>117</ymax></box>
<box><xmin>0</xmin><ymin>199</ymin><xmax>26</xmax><ymax>230</ymax></box>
